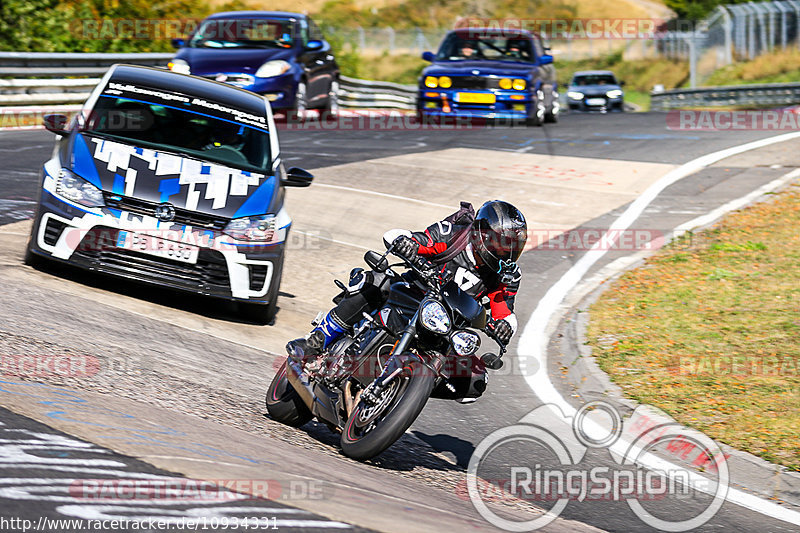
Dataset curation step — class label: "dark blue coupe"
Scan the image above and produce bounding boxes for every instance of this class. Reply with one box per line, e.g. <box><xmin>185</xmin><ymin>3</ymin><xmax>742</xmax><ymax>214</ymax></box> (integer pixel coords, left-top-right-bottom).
<box><xmin>169</xmin><ymin>11</ymin><xmax>339</xmax><ymax>116</ymax></box>
<box><xmin>417</xmin><ymin>28</ymin><xmax>559</xmax><ymax>125</ymax></box>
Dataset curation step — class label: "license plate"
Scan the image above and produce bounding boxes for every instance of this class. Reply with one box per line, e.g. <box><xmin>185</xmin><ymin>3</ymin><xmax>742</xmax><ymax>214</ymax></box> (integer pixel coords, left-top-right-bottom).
<box><xmin>116</xmin><ymin>231</ymin><xmax>199</xmax><ymax>264</ymax></box>
<box><xmin>586</xmin><ymin>98</ymin><xmax>606</xmax><ymax>106</ymax></box>
<box><xmin>456</xmin><ymin>92</ymin><xmax>496</xmax><ymax>104</ymax></box>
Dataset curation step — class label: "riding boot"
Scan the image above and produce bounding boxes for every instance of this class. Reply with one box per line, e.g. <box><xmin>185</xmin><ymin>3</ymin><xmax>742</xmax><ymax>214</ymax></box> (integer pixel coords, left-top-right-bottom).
<box><xmin>286</xmin><ymin>311</ymin><xmax>347</xmax><ymax>359</ymax></box>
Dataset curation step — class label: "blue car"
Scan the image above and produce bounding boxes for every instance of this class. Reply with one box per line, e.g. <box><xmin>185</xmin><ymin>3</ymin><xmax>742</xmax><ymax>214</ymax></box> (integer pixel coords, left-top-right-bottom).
<box><xmin>566</xmin><ymin>70</ymin><xmax>625</xmax><ymax>112</ymax></box>
<box><xmin>417</xmin><ymin>28</ymin><xmax>558</xmax><ymax>126</ymax></box>
<box><xmin>169</xmin><ymin>11</ymin><xmax>339</xmax><ymax>116</ymax></box>
<box><xmin>26</xmin><ymin>65</ymin><xmax>314</xmax><ymax>323</ymax></box>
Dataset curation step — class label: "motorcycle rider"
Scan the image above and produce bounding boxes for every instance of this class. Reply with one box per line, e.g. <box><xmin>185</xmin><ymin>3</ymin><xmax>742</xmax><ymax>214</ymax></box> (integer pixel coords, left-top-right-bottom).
<box><xmin>286</xmin><ymin>200</ymin><xmax>527</xmax><ymax>361</ymax></box>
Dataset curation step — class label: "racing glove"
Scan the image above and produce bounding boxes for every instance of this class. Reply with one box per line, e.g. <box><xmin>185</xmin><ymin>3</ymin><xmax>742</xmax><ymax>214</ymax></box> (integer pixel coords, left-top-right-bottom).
<box><xmin>488</xmin><ymin>318</ymin><xmax>513</xmax><ymax>346</ymax></box>
<box><xmin>498</xmin><ymin>259</ymin><xmax>521</xmax><ymax>285</ymax></box>
<box><xmin>393</xmin><ymin>235</ymin><xmax>419</xmax><ymax>262</ymax></box>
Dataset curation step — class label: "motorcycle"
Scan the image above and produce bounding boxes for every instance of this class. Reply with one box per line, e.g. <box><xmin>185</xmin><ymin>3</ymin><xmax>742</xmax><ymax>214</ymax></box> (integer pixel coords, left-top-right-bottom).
<box><xmin>265</xmin><ymin>242</ymin><xmax>507</xmax><ymax>461</ymax></box>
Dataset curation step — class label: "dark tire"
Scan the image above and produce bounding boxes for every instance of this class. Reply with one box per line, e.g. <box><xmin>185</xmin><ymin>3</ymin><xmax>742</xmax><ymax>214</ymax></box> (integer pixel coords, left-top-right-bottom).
<box><xmin>340</xmin><ymin>360</ymin><xmax>434</xmax><ymax>461</ymax></box>
<box><xmin>325</xmin><ymin>78</ymin><xmax>340</xmax><ymax>118</ymax></box>
<box><xmin>526</xmin><ymin>89</ymin><xmax>546</xmax><ymax>127</ymax></box>
<box><xmin>293</xmin><ymin>80</ymin><xmax>308</xmax><ymax>119</ymax></box>
<box><xmin>544</xmin><ymin>90</ymin><xmax>559</xmax><ymax>123</ymax></box>
<box><xmin>266</xmin><ymin>360</ymin><xmax>313</xmax><ymax>427</ymax></box>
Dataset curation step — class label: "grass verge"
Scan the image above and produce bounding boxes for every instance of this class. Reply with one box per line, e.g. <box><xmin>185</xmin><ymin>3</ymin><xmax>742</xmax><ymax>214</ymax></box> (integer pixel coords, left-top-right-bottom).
<box><xmin>587</xmin><ymin>183</ymin><xmax>800</xmax><ymax>470</ymax></box>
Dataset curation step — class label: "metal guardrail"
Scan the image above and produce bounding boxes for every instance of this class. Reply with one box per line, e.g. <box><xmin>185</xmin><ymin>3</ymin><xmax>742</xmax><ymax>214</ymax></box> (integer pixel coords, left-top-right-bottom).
<box><xmin>0</xmin><ymin>53</ymin><xmax>417</xmax><ymax>110</ymax></box>
<box><xmin>651</xmin><ymin>82</ymin><xmax>800</xmax><ymax>111</ymax></box>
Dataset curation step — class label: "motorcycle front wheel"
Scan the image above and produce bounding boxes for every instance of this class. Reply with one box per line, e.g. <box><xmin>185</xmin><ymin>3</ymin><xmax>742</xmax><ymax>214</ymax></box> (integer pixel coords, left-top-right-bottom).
<box><xmin>265</xmin><ymin>360</ymin><xmax>313</xmax><ymax>427</ymax></box>
<box><xmin>340</xmin><ymin>360</ymin><xmax>434</xmax><ymax>461</ymax></box>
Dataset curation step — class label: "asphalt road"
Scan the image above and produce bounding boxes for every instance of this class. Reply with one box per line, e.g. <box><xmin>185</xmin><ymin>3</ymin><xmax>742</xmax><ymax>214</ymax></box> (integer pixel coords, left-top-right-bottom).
<box><xmin>0</xmin><ymin>406</ymin><xmax>367</xmax><ymax>532</ymax></box>
<box><xmin>1</xmin><ymin>112</ymin><xmax>798</xmax><ymax>532</ymax></box>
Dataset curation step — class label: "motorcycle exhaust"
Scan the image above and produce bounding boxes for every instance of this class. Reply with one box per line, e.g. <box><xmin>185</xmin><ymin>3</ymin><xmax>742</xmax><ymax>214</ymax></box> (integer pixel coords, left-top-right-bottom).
<box><xmin>284</xmin><ymin>357</ymin><xmax>316</xmax><ymax>412</ymax></box>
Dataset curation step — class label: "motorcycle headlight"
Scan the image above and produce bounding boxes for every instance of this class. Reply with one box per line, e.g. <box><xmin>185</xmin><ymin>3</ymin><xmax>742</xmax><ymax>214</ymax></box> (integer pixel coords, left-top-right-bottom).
<box><xmin>55</xmin><ymin>169</ymin><xmax>105</xmax><ymax>207</ymax></box>
<box><xmin>606</xmin><ymin>89</ymin><xmax>623</xmax><ymax>99</ymax></box>
<box><xmin>167</xmin><ymin>59</ymin><xmax>191</xmax><ymax>75</ymax></box>
<box><xmin>223</xmin><ymin>215</ymin><xmax>276</xmax><ymax>241</ymax></box>
<box><xmin>451</xmin><ymin>330</ymin><xmax>480</xmax><ymax>356</ymax></box>
<box><xmin>420</xmin><ymin>300</ymin><xmax>450</xmax><ymax>334</ymax></box>
<box><xmin>255</xmin><ymin>60</ymin><xmax>291</xmax><ymax>78</ymax></box>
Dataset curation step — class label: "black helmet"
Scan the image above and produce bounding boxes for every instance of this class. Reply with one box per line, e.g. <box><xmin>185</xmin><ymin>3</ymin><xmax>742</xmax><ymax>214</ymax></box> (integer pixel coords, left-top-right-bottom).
<box><xmin>470</xmin><ymin>200</ymin><xmax>527</xmax><ymax>273</ymax></box>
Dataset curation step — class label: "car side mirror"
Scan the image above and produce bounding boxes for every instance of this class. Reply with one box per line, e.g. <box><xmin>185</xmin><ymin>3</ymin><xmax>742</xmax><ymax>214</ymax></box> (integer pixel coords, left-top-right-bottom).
<box><xmin>43</xmin><ymin>114</ymin><xmax>68</xmax><ymax>135</ymax></box>
<box><xmin>171</xmin><ymin>38</ymin><xmax>185</xmax><ymax>48</ymax></box>
<box><xmin>539</xmin><ymin>54</ymin><xmax>554</xmax><ymax>65</ymax></box>
<box><xmin>619</xmin><ymin>80</ymin><xmax>626</xmax><ymax>87</ymax></box>
<box><xmin>283</xmin><ymin>167</ymin><xmax>314</xmax><ymax>187</ymax></box>
<box><xmin>421</xmin><ymin>51</ymin><xmax>435</xmax><ymax>62</ymax></box>
<box><xmin>364</xmin><ymin>250</ymin><xmax>389</xmax><ymax>272</ymax></box>
<box><xmin>305</xmin><ymin>40</ymin><xmax>324</xmax><ymax>51</ymax></box>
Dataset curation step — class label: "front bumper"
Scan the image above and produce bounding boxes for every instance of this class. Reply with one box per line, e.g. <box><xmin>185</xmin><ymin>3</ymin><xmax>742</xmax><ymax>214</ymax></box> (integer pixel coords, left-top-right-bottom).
<box><xmin>417</xmin><ymin>89</ymin><xmax>532</xmax><ymax>120</ymax></box>
<box><xmin>30</xmin><ymin>166</ymin><xmax>287</xmax><ymax>304</ymax></box>
<box><xmin>568</xmin><ymin>95</ymin><xmax>624</xmax><ymax>111</ymax></box>
<box><xmin>200</xmin><ymin>71</ymin><xmax>297</xmax><ymax>110</ymax></box>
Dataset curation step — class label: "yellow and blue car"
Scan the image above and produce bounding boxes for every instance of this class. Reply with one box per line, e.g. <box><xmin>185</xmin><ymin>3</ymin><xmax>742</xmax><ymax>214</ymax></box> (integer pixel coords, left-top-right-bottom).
<box><xmin>417</xmin><ymin>28</ymin><xmax>558</xmax><ymax>126</ymax></box>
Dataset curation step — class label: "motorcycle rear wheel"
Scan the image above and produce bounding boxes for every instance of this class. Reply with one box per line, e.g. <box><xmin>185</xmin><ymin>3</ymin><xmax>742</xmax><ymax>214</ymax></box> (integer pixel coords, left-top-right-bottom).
<box><xmin>265</xmin><ymin>360</ymin><xmax>313</xmax><ymax>427</ymax></box>
<box><xmin>340</xmin><ymin>360</ymin><xmax>434</xmax><ymax>460</ymax></box>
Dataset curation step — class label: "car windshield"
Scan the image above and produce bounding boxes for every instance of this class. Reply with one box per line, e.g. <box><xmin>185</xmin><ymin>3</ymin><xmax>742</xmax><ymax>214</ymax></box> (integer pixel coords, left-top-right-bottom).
<box><xmin>82</xmin><ymin>95</ymin><xmax>271</xmax><ymax>173</ymax></box>
<box><xmin>189</xmin><ymin>18</ymin><xmax>293</xmax><ymax>49</ymax></box>
<box><xmin>572</xmin><ymin>74</ymin><xmax>617</xmax><ymax>86</ymax></box>
<box><xmin>436</xmin><ymin>33</ymin><xmax>534</xmax><ymax>62</ymax></box>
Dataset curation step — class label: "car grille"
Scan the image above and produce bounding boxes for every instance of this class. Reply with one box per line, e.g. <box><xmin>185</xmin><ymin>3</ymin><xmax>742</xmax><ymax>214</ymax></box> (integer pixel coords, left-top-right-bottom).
<box><xmin>448</xmin><ymin>76</ymin><xmax>490</xmax><ymax>90</ymax></box>
<box><xmin>103</xmin><ymin>193</ymin><xmax>229</xmax><ymax>230</ymax></box>
<box><xmin>71</xmin><ymin>227</ymin><xmax>231</xmax><ymax>294</ymax></box>
<box><xmin>201</xmin><ymin>74</ymin><xmax>254</xmax><ymax>85</ymax></box>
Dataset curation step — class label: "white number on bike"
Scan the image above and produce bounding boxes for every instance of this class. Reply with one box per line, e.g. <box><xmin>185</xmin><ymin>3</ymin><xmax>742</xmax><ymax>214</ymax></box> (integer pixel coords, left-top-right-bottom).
<box><xmin>455</xmin><ymin>267</ymin><xmax>480</xmax><ymax>291</ymax></box>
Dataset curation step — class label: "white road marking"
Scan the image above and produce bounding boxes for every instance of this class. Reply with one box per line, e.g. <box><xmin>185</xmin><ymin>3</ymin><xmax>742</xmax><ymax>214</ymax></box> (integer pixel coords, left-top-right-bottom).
<box><xmin>292</xmin><ymin>229</ymin><xmax>370</xmax><ymax>251</ymax></box>
<box><xmin>519</xmin><ymin>131</ymin><xmax>800</xmax><ymax>526</ymax></box>
<box><xmin>313</xmin><ymin>183</ymin><xmax>453</xmax><ymax>209</ymax></box>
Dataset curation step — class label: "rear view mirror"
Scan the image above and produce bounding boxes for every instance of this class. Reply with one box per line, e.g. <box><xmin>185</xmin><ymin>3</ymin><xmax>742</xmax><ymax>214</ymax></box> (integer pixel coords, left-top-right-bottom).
<box><xmin>481</xmin><ymin>353</ymin><xmax>503</xmax><ymax>370</ymax></box>
<box><xmin>171</xmin><ymin>38</ymin><xmax>185</xmax><ymax>48</ymax></box>
<box><xmin>539</xmin><ymin>54</ymin><xmax>554</xmax><ymax>65</ymax></box>
<box><xmin>620</xmin><ymin>80</ymin><xmax>626</xmax><ymax>87</ymax></box>
<box><xmin>364</xmin><ymin>251</ymin><xmax>389</xmax><ymax>272</ymax></box>
<box><xmin>43</xmin><ymin>114</ymin><xmax>68</xmax><ymax>134</ymax></box>
<box><xmin>283</xmin><ymin>167</ymin><xmax>313</xmax><ymax>187</ymax></box>
<box><xmin>421</xmin><ymin>51</ymin><xmax>435</xmax><ymax>62</ymax></box>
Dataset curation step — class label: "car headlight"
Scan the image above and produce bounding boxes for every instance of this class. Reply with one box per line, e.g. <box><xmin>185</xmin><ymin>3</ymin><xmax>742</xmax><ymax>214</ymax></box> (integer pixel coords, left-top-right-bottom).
<box><xmin>424</xmin><ymin>76</ymin><xmax>438</xmax><ymax>88</ymax></box>
<box><xmin>451</xmin><ymin>330</ymin><xmax>480</xmax><ymax>356</ymax></box>
<box><xmin>606</xmin><ymin>89</ymin><xmax>623</xmax><ymax>99</ymax></box>
<box><xmin>55</xmin><ymin>169</ymin><xmax>104</xmax><ymax>207</ymax></box>
<box><xmin>167</xmin><ymin>59</ymin><xmax>191</xmax><ymax>75</ymax></box>
<box><xmin>567</xmin><ymin>91</ymin><xmax>585</xmax><ymax>100</ymax></box>
<box><xmin>223</xmin><ymin>215</ymin><xmax>276</xmax><ymax>241</ymax></box>
<box><xmin>255</xmin><ymin>60</ymin><xmax>291</xmax><ymax>78</ymax></box>
<box><xmin>420</xmin><ymin>300</ymin><xmax>450</xmax><ymax>334</ymax></box>
<box><xmin>512</xmin><ymin>79</ymin><xmax>526</xmax><ymax>90</ymax></box>
<box><xmin>438</xmin><ymin>76</ymin><xmax>452</xmax><ymax>88</ymax></box>
<box><xmin>499</xmin><ymin>78</ymin><xmax>512</xmax><ymax>90</ymax></box>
